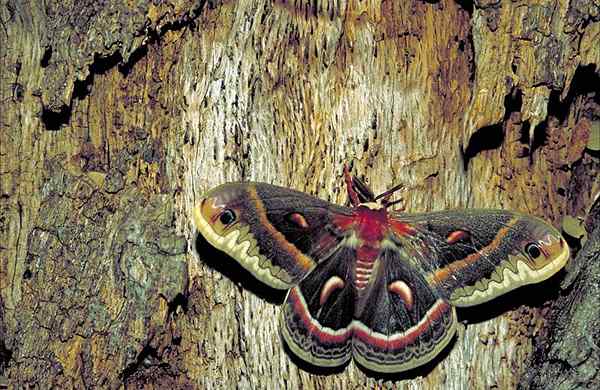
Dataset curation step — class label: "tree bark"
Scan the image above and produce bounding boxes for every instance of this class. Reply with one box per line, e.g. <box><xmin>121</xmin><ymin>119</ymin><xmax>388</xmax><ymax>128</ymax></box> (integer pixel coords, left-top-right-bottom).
<box><xmin>519</xmin><ymin>216</ymin><xmax>600</xmax><ymax>390</ymax></box>
<box><xmin>1</xmin><ymin>0</ymin><xmax>598</xmax><ymax>388</ymax></box>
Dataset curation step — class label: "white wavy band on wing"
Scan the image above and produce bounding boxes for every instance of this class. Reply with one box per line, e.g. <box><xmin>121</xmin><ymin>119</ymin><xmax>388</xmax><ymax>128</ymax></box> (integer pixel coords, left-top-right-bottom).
<box><xmin>193</xmin><ymin>205</ymin><xmax>292</xmax><ymax>289</ymax></box>
<box><xmin>452</xmin><ymin>242</ymin><xmax>570</xmax><ymax>307</ymax></box>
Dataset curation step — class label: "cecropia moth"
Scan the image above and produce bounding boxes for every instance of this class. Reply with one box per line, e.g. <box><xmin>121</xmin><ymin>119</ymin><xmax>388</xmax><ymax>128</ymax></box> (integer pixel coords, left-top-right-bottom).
<box><xmin>192</xmin><ymin>168</ymin><xmax>569</xmax><ymax>373</ymax></box>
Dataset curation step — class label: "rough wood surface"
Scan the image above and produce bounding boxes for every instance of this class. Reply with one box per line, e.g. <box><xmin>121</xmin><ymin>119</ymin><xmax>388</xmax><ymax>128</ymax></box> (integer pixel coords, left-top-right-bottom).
<box><xmin>519</xmin><ymin>219</ymin><xmax>600</xmax><ymax>390</ymax></box>
<box><xmin>1</xmin><ymin>0</ymin><xmax>598</xmax><ymax>388</ymax></box>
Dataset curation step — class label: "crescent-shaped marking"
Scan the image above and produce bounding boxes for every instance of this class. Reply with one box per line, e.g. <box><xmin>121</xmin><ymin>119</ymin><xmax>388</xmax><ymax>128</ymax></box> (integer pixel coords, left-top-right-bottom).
<box><xmin>388</xmin><ymin>280</ymin><xmax>414</xmax><ymax>310</ymax></box>
<box><xmin>319</xmin><ymin>276</ymin><xmax>345</xmax><ymax>306</ymax></box>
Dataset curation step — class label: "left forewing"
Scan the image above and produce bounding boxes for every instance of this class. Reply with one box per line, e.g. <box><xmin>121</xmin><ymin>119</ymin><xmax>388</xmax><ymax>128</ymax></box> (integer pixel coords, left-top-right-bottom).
<box><xmin>194</xmin><ymin>182</ymin><xmax>355</xmax><ymax>290</ymax></box>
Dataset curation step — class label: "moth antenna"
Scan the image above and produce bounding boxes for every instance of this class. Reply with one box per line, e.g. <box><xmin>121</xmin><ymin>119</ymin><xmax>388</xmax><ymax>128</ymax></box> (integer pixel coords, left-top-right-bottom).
<box><xmin>343</xmin><ymin>164</ymin><xmax>361</xmax><ymax>207</ymax></box>
<box><xmin>374</xmin><ymin>183</ymin><xmax>405</xmax><ymax>202</ymax></box>
<box><xmin>384</xmin><ymin>198</ymin><xmax>405</xmax><ymax>210</ymax></box>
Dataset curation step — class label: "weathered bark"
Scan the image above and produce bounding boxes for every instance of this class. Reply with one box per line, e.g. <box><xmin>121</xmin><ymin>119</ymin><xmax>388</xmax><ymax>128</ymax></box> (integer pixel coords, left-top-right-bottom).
<box><xmin>519</xmin><ymin>216</ymin><xmax>600</xmax><ymax>390</ymax></box>
<box><xmin>1</xmin><ymin>0</ymin><xmax>598</xmax><ymax>388</ymax></box>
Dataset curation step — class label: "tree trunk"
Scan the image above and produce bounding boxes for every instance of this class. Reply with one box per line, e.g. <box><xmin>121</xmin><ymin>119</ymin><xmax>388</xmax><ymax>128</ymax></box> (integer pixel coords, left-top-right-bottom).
<box><xmin>1</xmin><ymin>0</ymin><xmax>598</xmax><ymax>388</ymax></box>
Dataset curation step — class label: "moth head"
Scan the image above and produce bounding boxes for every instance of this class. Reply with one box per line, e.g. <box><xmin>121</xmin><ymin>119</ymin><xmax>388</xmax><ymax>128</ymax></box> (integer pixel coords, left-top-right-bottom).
<box><xmin>194</xmin><ymin>184</ymin><xmax>247</xmax><ymax>236</ymax></box>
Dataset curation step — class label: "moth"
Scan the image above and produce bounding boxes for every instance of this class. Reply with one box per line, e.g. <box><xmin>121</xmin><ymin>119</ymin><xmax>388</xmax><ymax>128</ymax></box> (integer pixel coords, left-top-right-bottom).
<box><xmin>192</xmin><ymin>168</ymin><xmax>569</xmax><ymax>373</ymax></box>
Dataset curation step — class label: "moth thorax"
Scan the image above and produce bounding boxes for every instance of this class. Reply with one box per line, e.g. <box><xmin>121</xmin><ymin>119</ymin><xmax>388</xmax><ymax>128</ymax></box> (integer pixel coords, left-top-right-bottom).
<box><xmin>360</xmin><ymin>202</ymin><xmax>383</xmax><ymax>210</ymax></box>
